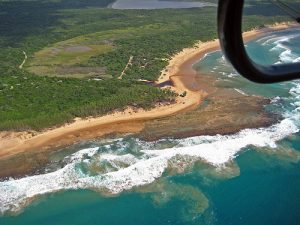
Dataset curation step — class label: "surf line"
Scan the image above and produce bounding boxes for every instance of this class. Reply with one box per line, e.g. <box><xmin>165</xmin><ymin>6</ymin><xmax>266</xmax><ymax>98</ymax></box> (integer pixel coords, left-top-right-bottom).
<box><xmin>19</xmin><ymin>51</ymin><xmax>27</xmax><ymax>69</ymax></box>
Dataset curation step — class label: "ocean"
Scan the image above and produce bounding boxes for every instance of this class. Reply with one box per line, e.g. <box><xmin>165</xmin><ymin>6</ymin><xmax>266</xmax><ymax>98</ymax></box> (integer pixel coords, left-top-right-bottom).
<box><xmin>0</xmin><ymin>29</ymin><xmax>300</xmax><ymax>225</ymax></box>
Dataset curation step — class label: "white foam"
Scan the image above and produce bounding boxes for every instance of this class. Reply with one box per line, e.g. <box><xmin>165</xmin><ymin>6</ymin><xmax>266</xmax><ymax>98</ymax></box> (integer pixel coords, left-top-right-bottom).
<box><xmin>234</xmin><ymin>88</ymin><xmax>247</xmax><ymax>96</ymax></box>
<box><xmin>228</xmin><ymin>72</ymin><xmax>238</xmax><ymax>78</ymax></box>
<box><xmin>271</xmin><ymin>96</ymin><xmax>281</xmax><ymax>103</ymax></box>
<box><xmin>256</xmin><ymin>34</ymin><xmax>276</xmax><ymax>43</ymax></box>
<box><xmin>279</xmin><ymin>49</ymin><xmax>299</xmax><ymax>63</ymax></box>
<box><xmin>99</xmin><ymin>153</ymin><xmax>138</xmax><ymax>170</ymax></box>
<box><xmin>1</xmin><ymin>43</ymin><xmax>300</xmax><ymax>215</ymax></box>
<box><xmin>262</xmin><ymin>36</ymin><xmax>284</xmax><ymax>46</ymax></box>
<box><xmin>1</xmin><ymin>113</ymin><xmax>299</xmax><ymax>215</ymax></box>
<box><xmin>196</xmin><ymin>50</ymin><xmax>220</xmax><ymax>65</ymax></box>
<box><xmin>267</xmin><ymin>34</ymin><xmax>300</xmax><ymax>64</ymax></box>
<box><xmin>262</xmin><ymin>33</ymin><xmax>300</xmax><ymax>46</ymax></box>
<box><xmin>67</xmin><ymin>147</ymin><xmax>99</xmax><ymax>163</ymax></box>
<box><xmin>293</xmin><ymin>57</ymin><xmax>300</xmax><ymax>63</ymax></box>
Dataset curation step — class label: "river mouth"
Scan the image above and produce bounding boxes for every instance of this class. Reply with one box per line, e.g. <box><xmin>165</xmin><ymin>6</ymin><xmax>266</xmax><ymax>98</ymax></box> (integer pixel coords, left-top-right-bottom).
<box><xmin>109</xmin><ymin>0</ymin><xmax>217</xmax><ymax>10</ymax></box>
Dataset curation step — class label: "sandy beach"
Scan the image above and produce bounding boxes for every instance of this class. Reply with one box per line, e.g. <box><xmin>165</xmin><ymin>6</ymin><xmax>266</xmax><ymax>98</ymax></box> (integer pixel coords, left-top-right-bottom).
<box><xmin>0</xmin><ymin>22</ymin><xmax>296</xmax><ymax>160</ymax></box>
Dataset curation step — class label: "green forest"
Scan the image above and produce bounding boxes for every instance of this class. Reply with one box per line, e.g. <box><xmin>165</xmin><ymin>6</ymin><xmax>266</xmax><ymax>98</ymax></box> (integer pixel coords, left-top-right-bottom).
<box><xmin>0</xmin><ymin>0</ymin><xmax>292</xmax><ymax>131</ymax></box>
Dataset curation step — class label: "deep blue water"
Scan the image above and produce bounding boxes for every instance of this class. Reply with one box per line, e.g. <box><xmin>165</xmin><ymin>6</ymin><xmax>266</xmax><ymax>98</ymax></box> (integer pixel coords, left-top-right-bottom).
<box><xmin>1</xmin><ymin>29</ymin><xmax>300</xmax><ymax>225</ymax></box>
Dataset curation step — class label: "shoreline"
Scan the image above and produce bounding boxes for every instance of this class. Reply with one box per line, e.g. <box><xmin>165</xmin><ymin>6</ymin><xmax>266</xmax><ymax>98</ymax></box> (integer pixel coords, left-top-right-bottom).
<box><xmin>0</xmin><ymin>22</ymin><xmax>296</xmax><ymax>160</ymax></box>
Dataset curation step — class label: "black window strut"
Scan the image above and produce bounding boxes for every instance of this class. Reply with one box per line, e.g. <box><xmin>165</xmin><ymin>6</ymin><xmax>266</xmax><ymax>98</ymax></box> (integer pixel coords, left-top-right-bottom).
<box><xmin>217</xmin><ymin>0</ymin><xmax>300</xmax><ymax>83</ymax></box>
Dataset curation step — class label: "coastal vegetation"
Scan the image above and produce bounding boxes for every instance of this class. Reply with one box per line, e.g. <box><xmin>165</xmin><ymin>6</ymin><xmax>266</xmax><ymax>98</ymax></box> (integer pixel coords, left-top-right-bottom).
<box><xmin>0</xmin><ymin>0</ymin><xmax>293</xmax><ymax>131</ymax></box>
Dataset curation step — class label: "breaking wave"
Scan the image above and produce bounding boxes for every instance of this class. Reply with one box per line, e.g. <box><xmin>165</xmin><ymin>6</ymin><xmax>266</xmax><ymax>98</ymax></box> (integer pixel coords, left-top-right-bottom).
<box><xmin>0</xmin><ymin>80</ymin><xmax>299</xmax><ymax>215</ymax></box>
<box><xmin>267</xmin><ymin>32</ymin><xmax>300</xmax><ymax>64</ymax></box>
<box><xmin>1</xmin><ymin>29</ymin><xmax>300</xmax><ymax>216</ymax></box>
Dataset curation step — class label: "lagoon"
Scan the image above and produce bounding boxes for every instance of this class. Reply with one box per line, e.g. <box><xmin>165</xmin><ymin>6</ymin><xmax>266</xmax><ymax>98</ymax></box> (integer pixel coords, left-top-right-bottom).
<box><xmin>110</xmin><ymin>0</ymin><xmax>216</xmax><ymax>9</ymax></box>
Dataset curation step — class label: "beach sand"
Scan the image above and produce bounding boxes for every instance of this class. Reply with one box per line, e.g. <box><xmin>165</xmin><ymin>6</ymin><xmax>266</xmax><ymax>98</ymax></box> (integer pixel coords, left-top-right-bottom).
<box><xmin>0</xmin><ymin>22</ymin><xmax>296</xmax><ymax>163</ymax></box>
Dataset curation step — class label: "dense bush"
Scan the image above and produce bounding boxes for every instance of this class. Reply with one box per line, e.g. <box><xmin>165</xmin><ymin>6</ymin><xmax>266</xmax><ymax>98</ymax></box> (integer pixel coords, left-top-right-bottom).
<box><xmin>0</xmin><ymin>0</ymin><xmax>291</xmax><ymax>130</ymax></box>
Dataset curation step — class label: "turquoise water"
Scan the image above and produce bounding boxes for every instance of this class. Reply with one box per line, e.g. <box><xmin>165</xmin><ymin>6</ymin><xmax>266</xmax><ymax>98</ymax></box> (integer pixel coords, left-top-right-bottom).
<box><xmin>1</xmin><ymin>29</ymin><xmax>300</xmax><ymax>225</ymax></box>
